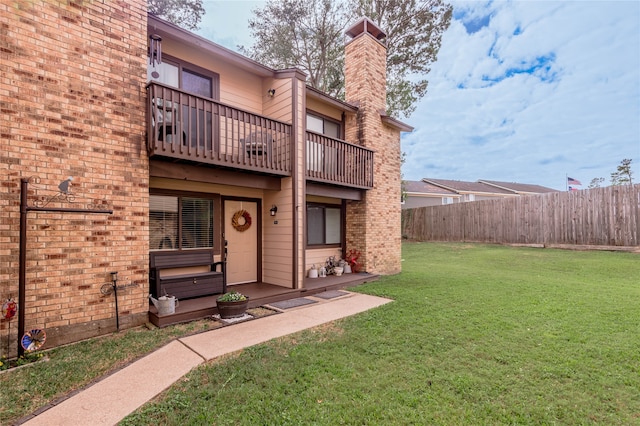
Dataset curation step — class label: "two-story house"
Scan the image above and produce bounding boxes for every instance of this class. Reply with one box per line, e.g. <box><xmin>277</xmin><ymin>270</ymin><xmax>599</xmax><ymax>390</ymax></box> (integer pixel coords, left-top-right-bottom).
<box><xmin>0</xmin><ymin>2</ymin><xmax>410</xmax><ymax>355</ymax></box>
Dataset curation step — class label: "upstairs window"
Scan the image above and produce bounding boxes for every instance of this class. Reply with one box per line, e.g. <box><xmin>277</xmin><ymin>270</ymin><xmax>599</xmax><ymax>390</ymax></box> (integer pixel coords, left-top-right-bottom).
<box><xmin>150</xmin><ymin>194</ymin><xmax>214</xmax><ymax>250</ymax></box>
<box><xmin>148</xmin><ymin>55</ymin><xmax>218</xmax><ymax>100</ymax></box>
<box><xmin>307</xmin><ymin>113</ymin><xmax>340</xmax><ymax>138</ymax></box>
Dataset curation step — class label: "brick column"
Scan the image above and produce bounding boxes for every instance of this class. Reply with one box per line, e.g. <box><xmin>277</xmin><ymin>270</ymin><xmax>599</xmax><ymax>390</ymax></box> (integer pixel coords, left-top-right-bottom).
<box><xmin>344</xmin><ymin>18</ymin><xmax>402</xmax><ymax>275</ymax></box>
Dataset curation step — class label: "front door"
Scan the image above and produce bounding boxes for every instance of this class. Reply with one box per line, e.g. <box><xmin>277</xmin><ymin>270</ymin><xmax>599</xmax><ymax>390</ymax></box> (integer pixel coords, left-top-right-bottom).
<box><xmin>224</xmin><ymin>200</ymin><xmax>259</xmax><ymax>285</ymax></box>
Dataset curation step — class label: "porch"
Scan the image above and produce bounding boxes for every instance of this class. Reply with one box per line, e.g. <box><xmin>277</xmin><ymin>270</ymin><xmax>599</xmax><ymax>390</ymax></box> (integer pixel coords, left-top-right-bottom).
<box><xmin>149</xmin><ymin>272</ymin><xmax>379</xmax><ymax>327</ymax></box>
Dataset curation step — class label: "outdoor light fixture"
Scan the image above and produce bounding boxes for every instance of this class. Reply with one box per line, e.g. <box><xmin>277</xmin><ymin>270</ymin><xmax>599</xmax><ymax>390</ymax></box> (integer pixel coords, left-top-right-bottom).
<box><xmin>110</xmin><ymin>271</ymin><xmax>118</xmax><ymax>283</ymax></box>
<box><xmin>270</xmin><ymin>205</ymin><xmax>278</xmax><ymax>216</ymax></box>
<box><xmin>267</xmin><ymin>88</ymin><xmax>276</xmax><ymax>97</ymax></box>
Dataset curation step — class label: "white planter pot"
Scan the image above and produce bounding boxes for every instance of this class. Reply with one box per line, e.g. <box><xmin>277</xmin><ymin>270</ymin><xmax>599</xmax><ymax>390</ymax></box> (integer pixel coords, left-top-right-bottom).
<box><xmin>308</xmin><ymin>268</ymin><xmax>318</xmax><ymax>278</ymax></box>
<box><xmin>334</xmin><ymin>266</ymin><xmax>344</xmax><ymax>276</ymax></box>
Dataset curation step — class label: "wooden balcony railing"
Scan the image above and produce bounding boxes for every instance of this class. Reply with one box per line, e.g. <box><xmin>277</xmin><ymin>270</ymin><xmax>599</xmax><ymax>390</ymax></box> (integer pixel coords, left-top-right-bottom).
<box><xmin>147</xmin><ymin>82</ymin><xmax>292</xmax><ymax>176</ymax></box>
<box><xmin>306</xmin><ymin>131</ymin><xmax>374</xmax><ymax>189</ymax></box>
<box><xmin>147</xmin><ymin>83</ymin><xmax>374</xmax><ymax>189</ymax></box>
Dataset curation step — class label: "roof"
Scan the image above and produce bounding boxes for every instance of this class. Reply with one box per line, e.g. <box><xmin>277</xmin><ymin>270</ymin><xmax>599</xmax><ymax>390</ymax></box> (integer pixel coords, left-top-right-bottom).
<box><xmin>148</xmin><ymin>14</ymin><xmax>280</xmax><ymax>78</ymax></box>
<box><xmin>404</xmin><ymin>180</ymin><xmax>458</xmax><ymax>196</ymax></box>
<box><xmin>478</xmin><ymin>180</ymin><xmax>559</xmax><ymax>194</ymax></box>
<box><xmin>380</xmin><ymin>113</ymin><xmax>414</xmax><ymax>132</ymax></box>
<box><xmin>422</xmin><ymin>179</ymin><xmax>515</xmax><ymax>195</ymax></box>
<box><xmin>306</xmin><ymin>85</ymin><xmax>358</xmax><ymax>113</ymax></box>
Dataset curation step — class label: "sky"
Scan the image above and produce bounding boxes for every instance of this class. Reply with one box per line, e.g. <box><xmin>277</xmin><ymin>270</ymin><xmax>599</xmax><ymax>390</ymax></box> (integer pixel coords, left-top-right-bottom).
<box><xmin>196</xmin><ymin>1</ymin><xmax>640</xmax><ymax>191</ymax></box>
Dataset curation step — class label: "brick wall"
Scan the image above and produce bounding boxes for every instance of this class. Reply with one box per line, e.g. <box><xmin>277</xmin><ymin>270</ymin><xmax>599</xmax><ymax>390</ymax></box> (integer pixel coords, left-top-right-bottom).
<box><xmin>344</xmin><ymin>19</ymin><xmax>402</xmax><ymax>275</ymax></box>
<box><xmin>0</xmin><ymin>0</ymin><xmax>149</xmax><ymax>355</ymax></box>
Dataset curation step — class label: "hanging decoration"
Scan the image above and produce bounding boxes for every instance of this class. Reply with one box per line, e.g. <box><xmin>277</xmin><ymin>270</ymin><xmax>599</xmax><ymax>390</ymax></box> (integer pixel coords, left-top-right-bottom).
<box><xmin>2</xmin><ymin>298</ymin><xmax>17</xmax><ymax>320</ymax></box>
<box><xmin>231</xmin><ymin>209</ymin><xmax>252</xmax><ymax>232</ymax></box>
<box><xmin>21</xmin><ymin>328</ymin><xmax>46</xmax><ymax>352</ymax></box>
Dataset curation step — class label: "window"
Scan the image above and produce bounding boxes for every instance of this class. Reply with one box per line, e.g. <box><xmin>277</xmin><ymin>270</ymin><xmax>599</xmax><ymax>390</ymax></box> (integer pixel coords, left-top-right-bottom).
<box><xmin>147</xmin><ymin>56</ymin><xmax>217</xmax><ymax>99</ymax></box>
<box><xmin>442</xmin><ymin>197</ymin><xmax>454</xmax><ymax>205</ymax></box>
<box><xmin>307</xmin><ymin>203</ymin><xmax>342</xmax><ymax>246</ymax></box>
<box><xmin>150</xmin><ymin>194</ymin><xmax>214</xmax><ymax>250</ymax></box>
<box><xmin>148</xmin><ymin>56</ymin><xmax>219</xmax><ymax>149</ymax></box>
<box><xmin>306</xmin><ymin>112</ymin><xmax>341</xmax><ymax>174</ymax></box>
<box><xmin>306</xmin><ymin>113</ymin><xmax>340</xmax><ymax>138</ymax></box>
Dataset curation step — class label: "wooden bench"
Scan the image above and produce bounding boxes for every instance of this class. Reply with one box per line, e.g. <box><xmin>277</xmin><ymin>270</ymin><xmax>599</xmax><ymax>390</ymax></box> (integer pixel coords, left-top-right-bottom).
<box><xmin>150</xmin><ymin>250</ymin><xmax>226</xmax><ymax>300</ymax></box>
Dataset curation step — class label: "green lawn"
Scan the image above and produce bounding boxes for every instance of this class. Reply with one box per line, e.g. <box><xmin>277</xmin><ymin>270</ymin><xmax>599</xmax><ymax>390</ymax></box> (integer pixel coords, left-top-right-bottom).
<box><xmin>120</xmin><ymin>243</ymin><xmax>640</xmax><ymax>425</ymax></box>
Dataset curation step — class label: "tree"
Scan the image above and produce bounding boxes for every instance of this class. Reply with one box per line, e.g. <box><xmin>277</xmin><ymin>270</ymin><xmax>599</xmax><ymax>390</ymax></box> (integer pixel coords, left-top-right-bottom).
<box><xmin>148</xmin><ymin>0</ymin><xmax>205</xmax><ymax>31</ymax></box>
<box><xmin>243</xmin><ymin>0</ymin><xmax>453</xmax><ymax>118</ymax></box>
<box><xmin>243</xmin><ymin>0</ymin><xmax>348</xmax><ymax>96</ymax></box>
<box><xmin>588</xmin><ymin>177</ymin><xmax>605</xmax><ymax>189</ymax></box>
<box><xmin>610</xmin><ymin>158</ymin><xmax>633</xmax><ymax>186</ymax></box>
<box><xmin>348</xmin><ymin>0</ymin><xmax>452</xmax><ymax>118</ymax></box>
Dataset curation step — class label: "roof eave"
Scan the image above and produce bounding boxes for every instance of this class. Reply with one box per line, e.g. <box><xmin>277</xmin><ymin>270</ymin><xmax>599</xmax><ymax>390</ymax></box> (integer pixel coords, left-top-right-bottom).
<box><xmin>306</xmin><ymin>86</ymin><xmax>358</xmax><ymax>113</ymax></box>
<box><xmin>148</xmin><ymin>14</ymin><xmax>277</xmax><ymax>78</ymax></box>
<box><xmin>380</xmin><ymin>113</ymin><xmax>414</xmax><ymax>132</ymax></box>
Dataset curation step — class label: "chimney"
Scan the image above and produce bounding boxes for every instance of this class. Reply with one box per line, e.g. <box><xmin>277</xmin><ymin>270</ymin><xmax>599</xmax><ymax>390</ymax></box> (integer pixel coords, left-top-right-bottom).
<box><xmin>344</xmin><ymin>17</ymin><xmax>387</xmax><ymax>122</ymax></box>
<box><xmin>343</xmin><ymin>17</ymin><xmax>403</xmax><ymax>276</ymax></box>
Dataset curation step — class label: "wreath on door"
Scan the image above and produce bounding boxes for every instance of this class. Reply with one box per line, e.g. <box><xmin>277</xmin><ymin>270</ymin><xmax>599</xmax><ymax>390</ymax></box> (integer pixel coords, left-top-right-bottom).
<box><xmin>231</xmin><ymin>209</ymin><xmax>252</xmax><ymax>232</ymax></box>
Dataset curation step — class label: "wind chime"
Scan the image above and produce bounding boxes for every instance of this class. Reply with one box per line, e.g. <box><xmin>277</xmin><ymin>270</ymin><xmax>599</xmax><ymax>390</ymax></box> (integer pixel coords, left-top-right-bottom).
<box><xmin>149</xmin><ymin>34</ymin><xmax>162</xmax><ymax>79</ymax></box>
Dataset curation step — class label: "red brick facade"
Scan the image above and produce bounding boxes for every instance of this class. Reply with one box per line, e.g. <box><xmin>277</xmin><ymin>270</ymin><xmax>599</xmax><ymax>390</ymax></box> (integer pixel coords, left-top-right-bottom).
<box><xmin>0</xmin><ymin>0</ymin><xmax>149</xmax><ymax>353</ymax></box>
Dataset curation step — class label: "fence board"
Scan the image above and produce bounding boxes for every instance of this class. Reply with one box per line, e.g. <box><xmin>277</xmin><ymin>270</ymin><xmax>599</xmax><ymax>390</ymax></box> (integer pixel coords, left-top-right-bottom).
<box><xmin>402</xmin><ymin>185</ymin><xmax>640</xmax><ymax>247</ymax></box>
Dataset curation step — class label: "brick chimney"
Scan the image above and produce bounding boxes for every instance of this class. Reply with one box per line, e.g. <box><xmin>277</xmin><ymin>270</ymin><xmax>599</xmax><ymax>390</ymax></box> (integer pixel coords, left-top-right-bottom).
<box><xmin>344</xmin><ymin>17</ymin><xmax>403</xmax><ymax>275</ymax></box>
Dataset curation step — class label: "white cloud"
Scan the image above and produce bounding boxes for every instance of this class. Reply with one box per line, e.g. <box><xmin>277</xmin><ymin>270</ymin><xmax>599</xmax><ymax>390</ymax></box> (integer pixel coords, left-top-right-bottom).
<box><xmin>403</xmin><ymin>0</ymin><xmax>640</xmax><ymax>189</ymax></box>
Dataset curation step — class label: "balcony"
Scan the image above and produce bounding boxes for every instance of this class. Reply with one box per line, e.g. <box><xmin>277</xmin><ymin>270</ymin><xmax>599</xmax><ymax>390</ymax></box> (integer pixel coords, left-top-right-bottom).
<box><xmin>147</xmin><ymin>83</ymin><xmax>374</xmax><ymax>189</ymax></box>
<box><xmin>147</xmin><ymin>82</ymin><xmax>292</xmax><ymax>176</ymax></box>
<box><xmin>306</xmin><ymin>131</ymin><xmax>374</xmax><ymax>189</ymax></box>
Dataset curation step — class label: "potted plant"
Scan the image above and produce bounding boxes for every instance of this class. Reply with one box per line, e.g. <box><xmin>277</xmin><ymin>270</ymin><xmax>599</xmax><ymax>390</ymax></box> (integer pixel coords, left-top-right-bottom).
<box><xmin>216</xmin><ymin>291</ymin><xmax>249</xmax><ymax>319</ymax></box>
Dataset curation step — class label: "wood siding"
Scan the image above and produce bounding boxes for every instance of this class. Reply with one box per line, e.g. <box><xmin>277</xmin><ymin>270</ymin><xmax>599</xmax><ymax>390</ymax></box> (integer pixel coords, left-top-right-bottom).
<box><xmin>402</xmin><ymin>185</ymin><xmax>640</xmax><ymax>247</ymax></box>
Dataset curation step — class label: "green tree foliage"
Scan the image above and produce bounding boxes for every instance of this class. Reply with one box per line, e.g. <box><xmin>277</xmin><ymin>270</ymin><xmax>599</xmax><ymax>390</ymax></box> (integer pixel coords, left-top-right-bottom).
<box><xmin>588</xmin><ymin>177</ymin><xmax>605</xmax><ymax>189</ymax></box>
<box><xmin>610</xmin><ymin>158</ymin><xmax>633</xmax><ymax>186</ymax></box>
<box><xmin>243</xmin><ymin>0</ymin><xmax>453</xmax><ymax>118</ymax></box>
<box><xmin>243</xmin><ymin>0</ymin><xmax>348</xmax><ymax>96</ymax></box>
<box><xmin>349</xmin><ymin>0</ymin><xmax>452</xmax><ymax>118</ymax></box>
<box><xmin>148</xmin><ymin>0</ymin><xmax>205</xmax><ymax>31</ymax></box>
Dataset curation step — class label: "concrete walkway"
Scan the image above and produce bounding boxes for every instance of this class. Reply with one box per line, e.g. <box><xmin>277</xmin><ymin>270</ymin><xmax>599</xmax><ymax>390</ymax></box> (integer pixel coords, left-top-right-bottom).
<box><xmin>21</xmin><ymin>292</ymin><xmax>392</xmax><ymax>426</ymax></box>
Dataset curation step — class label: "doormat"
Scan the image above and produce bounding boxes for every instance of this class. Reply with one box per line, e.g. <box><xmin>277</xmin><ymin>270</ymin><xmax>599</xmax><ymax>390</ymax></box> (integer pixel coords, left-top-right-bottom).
<box><xmin>314</xmin><ymin>290</ymin><xmax>348</xmax><ymax>300</ymax></box>
<box><xmin>269</xmin><ymin>297</ymin><xmax>317</xmax><ymax>310</ymax></box>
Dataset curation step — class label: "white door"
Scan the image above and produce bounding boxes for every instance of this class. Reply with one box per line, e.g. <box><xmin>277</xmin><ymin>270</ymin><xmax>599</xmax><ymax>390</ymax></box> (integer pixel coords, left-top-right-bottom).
<box><xmin>224</xmin><ymin>200</ymin><xmax>258</xmax><ymax>284</ymax></box>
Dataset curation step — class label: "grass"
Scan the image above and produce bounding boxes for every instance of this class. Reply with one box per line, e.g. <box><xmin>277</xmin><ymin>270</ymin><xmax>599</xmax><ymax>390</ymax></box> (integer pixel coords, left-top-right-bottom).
<box><xmin>2</xmin><ymin>243</ymin><xmax>639</xmax><ymax>425</ymax></box>
<box><xmin>0</xmin><ymin>319</ymin><xmax>222</xmax><ymax>424</ymax></box>
<box><xmin>119</xmin><ymin>243</ymin><xmax>640</xmax><ymax>425</ymax></box>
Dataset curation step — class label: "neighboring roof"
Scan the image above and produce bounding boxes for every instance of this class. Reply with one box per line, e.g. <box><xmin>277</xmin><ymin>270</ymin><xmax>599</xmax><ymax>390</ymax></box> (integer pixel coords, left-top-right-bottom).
<box><xmin>404</xmin><ymin>180</ymin><xmax>458</xmax><ymax>196</ymax></box>
<box><xmin>478</xmin><ymin>180</ymin><xmax>559</xmax><ymax>194</ymax></box>
<box><xmin>422</xmin><ymin>178</ymin><xmax>515</xmax><ymax>195</ymax></box>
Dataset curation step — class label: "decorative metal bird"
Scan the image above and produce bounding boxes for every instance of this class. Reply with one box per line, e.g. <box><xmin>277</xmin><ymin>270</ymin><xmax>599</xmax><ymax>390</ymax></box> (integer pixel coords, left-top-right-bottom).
<box><xmin>58</xmin><ymin>177</ymin><xmax>73</xmax><ymax>194</ymax></box>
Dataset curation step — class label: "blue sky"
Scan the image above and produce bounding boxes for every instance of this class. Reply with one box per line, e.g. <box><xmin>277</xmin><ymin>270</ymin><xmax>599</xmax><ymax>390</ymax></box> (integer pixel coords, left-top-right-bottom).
<box><xmin>197</xmin><ymin>1</ymin><xmax>640</xmax><ymax>190</ymax></box>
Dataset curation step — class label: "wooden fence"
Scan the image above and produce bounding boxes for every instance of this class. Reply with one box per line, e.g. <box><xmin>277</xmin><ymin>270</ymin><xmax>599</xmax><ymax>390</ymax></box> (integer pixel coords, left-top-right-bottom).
<box><xmin>402</xmin><ymin>184</ymin><xmax>640</xmax><ymax>247</ymax></box>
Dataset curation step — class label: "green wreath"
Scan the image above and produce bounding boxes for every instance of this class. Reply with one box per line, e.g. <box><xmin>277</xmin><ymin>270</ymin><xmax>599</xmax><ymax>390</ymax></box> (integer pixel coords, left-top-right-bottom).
<box><xmin>232</xmin><ymin>209</ymin><xmax>252</xmax><ymax>232</ymax></box>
